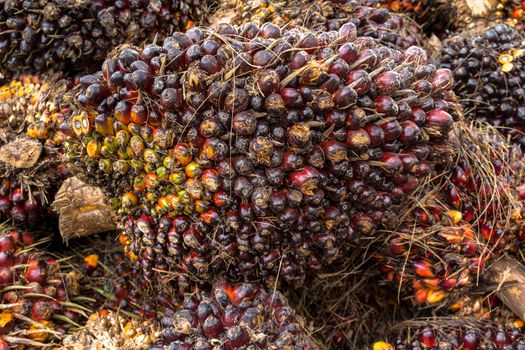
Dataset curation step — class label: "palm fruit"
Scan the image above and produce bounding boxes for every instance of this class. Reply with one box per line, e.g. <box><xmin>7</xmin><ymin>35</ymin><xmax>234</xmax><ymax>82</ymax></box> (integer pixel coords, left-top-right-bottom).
<box><xmin>61</xmin><ymin>310</ymin><xmax>159</xmax><ymax>350</ymax></box>
<box><xmin>439</xmin><ymin>24</ymin><xmax>525</xmax><ymax>149</ymax></box>
<box><xmin>0</xmin><ymin>227</ymin><xmax>95</xmax><ymax>347</ymax></box>
<box><xmin>0</xmin><ymin>74</ymin><xmax>73</xmax><ymax>226</ymax></box>
<box><xmin>233</xmin><ymin>0</ymin><xmax>423</xmax><ymax>49</ymax></box>
<box><xmin>0</xmin><ymin>0</ymin><xmax>214</xmax><ymax>76</ymax></box>
<box><xmin>367</xmin><ymin>0</ymin><xmax>459</xmax><ymax>36</ymax></box>
<box><xmin>373</xmin><ymin>124</ymin><xmax>525</xmax><ymax>307</ymax></box>
<box><xmin>373</xmin><ymin>312</ymin><xmax>525</xmax><ymax>350</ymax></box>
<box><xmin>149</xmin><ymin>280</ymin><xmax>318</xmax><ymax>349</ymax></box>
<box><xmin>67</xmin><ymin>22</ymin><xmax>457</xmax><ymax>287</ymax></box>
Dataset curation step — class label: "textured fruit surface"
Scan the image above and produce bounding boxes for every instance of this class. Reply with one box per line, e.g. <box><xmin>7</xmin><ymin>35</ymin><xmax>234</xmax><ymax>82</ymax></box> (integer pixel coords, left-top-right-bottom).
<box><xmin>233</xmin><ymin>0</ymin><xmax>423</xmax><ymax>49</ymax></box>
<box><xmin>374</xmin><ymin>125</ymin><xmax>525</xmax><ymax>307</ymax></box>
<box><xmin>0</xmin><ymin>228</ymin><xmax>93</xmax><ymax>347</ymax></box>
<box><xmin>67</xmin><ymin>22</ymin><xmax>457</xmax><ymax>287</ymax></box>
<box><xmin>150</xmin><ymin>280</ymin><xmax>318</xmax><ymax>349</ymax></box>
<box><xmin>440</xmin><ymin>24</ymin><xmax>525</xmax><ymax>149</ymax></box>
<box><xmin>370</xmin><ymin>0</ymin><xmax>459</xmax><ymax>36</ymax></box>
<box><xmin>0</xmin><ymin>0</ymin><xmax>213</xmax><ymax>75</ymax></box>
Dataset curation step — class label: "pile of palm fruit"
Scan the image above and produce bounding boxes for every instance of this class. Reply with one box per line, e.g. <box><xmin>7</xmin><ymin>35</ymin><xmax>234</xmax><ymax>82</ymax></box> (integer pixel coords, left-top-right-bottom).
<box><xmin>2</xmin><ymin>0</ymin><xmax>525</xmax><ymax>349</ymax></box>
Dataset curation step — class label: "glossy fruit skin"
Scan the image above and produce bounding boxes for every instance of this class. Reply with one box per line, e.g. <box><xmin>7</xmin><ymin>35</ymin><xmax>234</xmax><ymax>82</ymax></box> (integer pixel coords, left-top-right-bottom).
<box><xmin>0</xmin><ymin>229</ymin><xmax>97</xmax><ymax>347</ymax></box>
<box><xmin>0</xmin><ymin>0</ymin><xmax>213</xmax><ymax>75</ymax></box>
<box><xmin>69</xmin><ymin>21</ymin><xmax>456</xmax><ymax>288</ymax></box>
<box><xmin>150</xmin><ymin>281</ymin><xmax>317</xmax><ymax>349</ymax></box>
<box><xmin>232</xmin><ymin>0</ymin><xmax>424</xmax><ymax>50</ymax></box>
<box><xmin>381</xmin><ymin>316</ymin><xmax>525</xmax><ymax>350</ymax></box>
<box><xmin>440</xmin><ymin>24</ymin><xmax>525</xmax><ymax>149</ymax></box>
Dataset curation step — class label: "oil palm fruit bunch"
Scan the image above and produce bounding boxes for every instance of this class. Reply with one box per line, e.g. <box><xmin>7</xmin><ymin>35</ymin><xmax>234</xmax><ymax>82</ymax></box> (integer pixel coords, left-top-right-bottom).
<box><xmin>233</xmin><ymin>0</ymin><xmax>423</xmax><ymax>50</ymax></box>
<box><xmin>439</xmin><ymin>24</ymin><xmax>525</xmax><ymax>149</ymax></box>
<box><xmin>0</xmin><ymin>74</ymin><xmax>73</xmax><ymax>226</ymax></box>
<box><xmin>374</xmin><ymin>125</ymin><xmax>525</xmax><ymax>307</ymax></box>
<box><xmin>148</xmin><ymin>280</ymin><xmax>318</xmax><ymax>349</ymax></box>
<box><xmin>0</xmin><ymin>0</ymin><xmax>214</xmax><ymax>75</ymax></box>
<box><xmin>67</xmin><ymin>22</ymin><xmax>457</xmax><ymax>287</ymax></box>
<box><xmin>366</xmin><ymin>0</ymin><xmax>458</xmax><ymax>36</ymax></box>
<box><xmin>372</xmin><ymin>313</ymin><xmax>525</xmax><ymax>350</ymax></box>
<box><xmin>61</xmin><ymin>310</ymin><xmax>159</xmax><ymax>350</ymax></box>
<box><xmin>0</xmin><ymin>227</ymin><xmax>95</xmax><ymax>348</ymax></box>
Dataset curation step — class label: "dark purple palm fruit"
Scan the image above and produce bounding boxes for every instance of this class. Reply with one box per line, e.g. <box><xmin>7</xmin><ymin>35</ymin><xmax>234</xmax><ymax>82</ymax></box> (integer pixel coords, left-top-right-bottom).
<box><xmin>149</xmin><ymin>280</ymin><xmax>318</xmax><ymax>349</ymax></box>
<box><xmin>439</xmin><ymin>24</ymin><xmax>525</xmax><ymax>149</ymax></box>
<box><xmin>0</xmin><ymin>74</ymin><xmax>73</xmax><ymax>227</ymax></box>
<box><xmin>0</xmin><ymin>227</ymin><xmax>95</xmax><ymax>346</ymax></box>
<box><xmin>0</xmin><ymin>0</ymin><xmax>214</xmax><ymax>76</ymax></box>
<box><xmin>232</xmin><ymin>0</ymin><xmax>424</xmax><ymax>49</ymax></box>
<box><xmin>68</xmin><ymin>22</ymin><xmax>457</xmax><ymax>288</ymax></box>
<box><xmin>364</xmin><ymin>0</ymin><xmax>459</xmax><ymax>37</ymax></box>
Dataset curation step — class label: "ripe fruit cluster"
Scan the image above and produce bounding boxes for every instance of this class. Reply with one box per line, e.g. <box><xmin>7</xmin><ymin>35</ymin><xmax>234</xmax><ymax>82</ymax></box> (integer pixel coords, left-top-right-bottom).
<box><xmin>375</xmin><ymin>320</ymin><xmax>525</xmax><ymax>350</ymax></box>
<box><xmin>148</xmin><ymin>280</ymin><xmax>317</xmax><ymax>349</ymax></box>
<box><xmin>234</xmin><ymin>0</ymin><xmax>423</xmax><ymax>49</ymax></box>
<box><xmin>371</xmin><ymin>0</ymin><xmax>458</xmax><ymax>36</ymax></box>
<box><xmin>0</xmin><ymin>229</ymin><xmax>91</xmax><ymax>347</ymax></box>
<box><xmin>68</xmin><ymin>21</ymin><xmax>457</xmax><ymax>287</ymax></box>
<box><xmin>0</xmin><ymin>75</ymin><xmax>72</xmax><ymax>225</ymax></box>
<box><xmin>0</xmin><ymin>0</ymin><xmax>213</xmax><ymax>74</ymax></box>
<box><xmin>440</xmin><ymin>24</ymin><xmax>525</xmax><ymax>148</ymax></box>
<box><xmin>374</xmin><ymin>128</ymin><xmax>525</xmax><ymax>306</ymax></box>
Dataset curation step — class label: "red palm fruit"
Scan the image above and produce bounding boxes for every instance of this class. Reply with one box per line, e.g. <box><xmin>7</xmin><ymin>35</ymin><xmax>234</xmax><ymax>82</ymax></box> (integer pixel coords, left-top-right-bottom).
<box><xmin>378</xmin><ymin>153</ymin><xmax>402</xmax><ymax>174</ymax></box>
<box><xmin>82</xmin><ymin>254</ymin><xmax>99</xmax><ymax>273</ymax></box>
<box><xmin>448</xmin><ymin>185</ymin><xmax>461</xmax><ymax>207</ymax></box>
<box><xmin>375</xmin><ymin>96</ymin><xmax>399</xmax><ymax>117</ymax></box>
<box><xmin>153</xmin><ymin>280</ymin><xmax>317</xmax><ymax>349</ymax></box>
<box><xmin>25</xmin><ymin>260</ymin><xmax>46</xmax><ymax>284</ymax></box>
<box><xmin>0</xmin><ymin>236</ymin><xmax>14</xmax><ymax>253</ymax></box>
<box><xmin>345</xmin><ymin>129</ymin><xmax>371</xmax><ymax>151</ymax></box>
<box><xmin>413</xmin><ymin>260</ymin><xmax>434</xmax><ymax>278</ymax></box>
<box><xmin>424</xmin><ymin>109</ymin><xmax>454</xmax><ymax>139</ymax></box>
<box><xmin>374</xmin><ymin>71</ymin><xmax>403</xmax><ymax>94</ymax></box>
<box><xmin>288</xmin><ymin>166</ymin><xmax>321</xmax><ymax>196</ymax></box>
<box><xmin>418</xmin><ymin>326</ymin><xmax>437</xmax><ymax>348</ymax></box>
<box><xmin>0</xmin><ymin>268</ymin><xmax>13</xmax><ymax>285</ymax></box>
